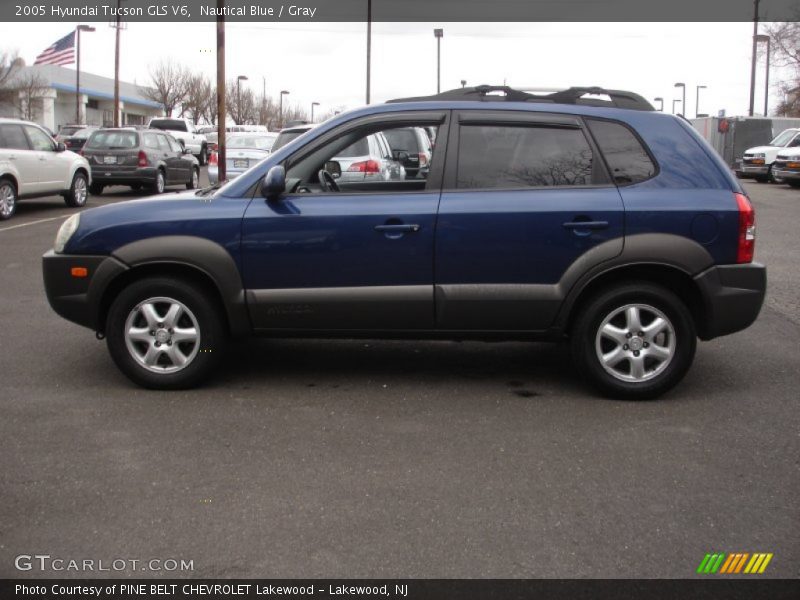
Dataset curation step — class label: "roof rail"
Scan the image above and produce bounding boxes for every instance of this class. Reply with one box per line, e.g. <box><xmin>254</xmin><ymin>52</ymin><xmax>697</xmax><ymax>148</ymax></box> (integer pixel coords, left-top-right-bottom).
<box><xmin>388</xmin><ymin>85</ymin><xmax>655</xmax><ymax>111</ymax></box>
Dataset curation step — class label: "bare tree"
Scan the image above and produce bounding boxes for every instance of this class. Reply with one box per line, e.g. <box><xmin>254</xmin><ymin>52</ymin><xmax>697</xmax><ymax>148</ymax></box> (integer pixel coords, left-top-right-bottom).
<box><xmin>140</xmin><ymin>60</ymin><xmax>189</xmax><ymax>117</ymax></box>
<box><xmin>766</xmin><ymin>18</ymin><xmax>800</xmax><ymax>116</ymax></box>
<box><xmin>225</xmin><ymin>79</ymin><xmax>257</xmax><ymax>125</ymax></box>
<box><xmin>181</xmin><ymin>72</ymin><xmax>212</xmax><ymax>124</ymax></box>
<box><xmin>12</xmin><ymin>70</ymin><xmax>49</xmax><ymax>121</ymax></box>
<box><xmin>203</xmin><ymin>87</ymin><xmax>218</xmax><ymax>126</ymax></box>
<box><xmin>0</xmin><ymin>50</ymin><xmax>24</xmax><ymax>106</ymax></box>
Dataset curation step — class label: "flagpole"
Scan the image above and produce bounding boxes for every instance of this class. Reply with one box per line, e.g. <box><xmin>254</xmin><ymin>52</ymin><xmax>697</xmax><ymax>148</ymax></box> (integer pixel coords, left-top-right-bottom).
<box><xmin>75</xmin><ymin>25</ymin><xmax>95</xmax><ymax>125</ymax></box>
<box><xmin>113</xmin><ymin>0</ymin><xmax>122</xmax><ymax>127</ymax></box>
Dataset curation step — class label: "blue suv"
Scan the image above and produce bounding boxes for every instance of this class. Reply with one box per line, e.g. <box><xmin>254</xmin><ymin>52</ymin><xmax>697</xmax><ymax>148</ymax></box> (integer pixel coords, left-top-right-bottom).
<box><xmin>43</xmin><ymin>86</ymin><xmax>766</xmax><ymax>399</ymax></box>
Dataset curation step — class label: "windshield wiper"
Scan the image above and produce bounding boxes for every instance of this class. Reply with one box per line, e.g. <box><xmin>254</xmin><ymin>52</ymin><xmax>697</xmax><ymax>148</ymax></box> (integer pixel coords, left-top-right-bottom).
<box><xmin>196</xmin><ymin>182</ymin><xmax>222</xmax><ymax>197</ymax></box>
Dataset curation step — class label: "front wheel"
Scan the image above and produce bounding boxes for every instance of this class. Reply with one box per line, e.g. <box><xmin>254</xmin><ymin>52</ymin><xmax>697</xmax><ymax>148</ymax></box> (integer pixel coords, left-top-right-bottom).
<box><xmin>787</xmin><ymin>180</ymin><xmax>800</xmax><ymax>188</ymax></box>
<box><xmin>186</xmin><ymin>167</ymin><xmax>199</xmax><ymax>190</ymax></box>
<box><xmin>64</xmin><ymin>172</ymin><xmax>88</xmax><ymax>207</ymax></box>
<box><xmin>0</xmin><ymin>178</ymin><xmax>17</xmax><ymax>220</ymax></box>
<box><xmin>105</xmin><ymin>277</ymin><xmax>227</xmax><ymax>389</ymax></box>
<box><xmin>571</xmin><ymin>283</ymin><xmax>696</xmax><ymax>400</ymax></box>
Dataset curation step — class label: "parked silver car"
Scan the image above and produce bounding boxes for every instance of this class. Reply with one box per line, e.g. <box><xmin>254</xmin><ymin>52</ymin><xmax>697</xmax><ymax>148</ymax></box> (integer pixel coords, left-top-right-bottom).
<box><xmin>334</xmin><ymin>131</ymin><xmax>406</xmax><ymax>183</ymax></box>
<box><xmin>208</xmin><ymin>132</ymin><xmax>278</xmax><ymax>184</ymax></box>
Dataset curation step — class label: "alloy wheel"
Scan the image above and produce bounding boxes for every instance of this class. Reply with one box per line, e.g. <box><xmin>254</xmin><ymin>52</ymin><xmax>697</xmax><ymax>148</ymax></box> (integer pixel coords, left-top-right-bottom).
<box><xmin>73</xmin><ymin>176</ymin><xmax>87</xmax><ymax>206</ymax></box>
<box><xmin>594</xmin><ymin>303</ymin><xmax>676</xmax><ymax>383</ymax></box>
<box><xmin>123</xmin><ymin>297</ymin><xmax>200</xmax><ymax>373</ymax></box>
<box><xmin>0</xmin><ymin>183</ymin><xmax>15</xmax><ymax>219</ymax></box>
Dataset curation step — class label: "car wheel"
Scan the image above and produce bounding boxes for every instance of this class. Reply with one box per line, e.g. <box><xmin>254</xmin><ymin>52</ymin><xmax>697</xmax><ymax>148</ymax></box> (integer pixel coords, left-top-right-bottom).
<box><xmin>198</xmin><ymin>145</ymin><xmax>207</xmax><ymax>166</ymax></box>
<box><xmin>105</xmin><ymin>277</ymin><xmax>227</xmax><ymax>389</ymax></box>
<box><xmin>89</xmin><ymin>182</ymin><xmax>104</xmax><ymax>196</ymax></box>
<box><xmin>64</xmin><ymin>172</ymin><xmax>88</xmax><ymax>207</ymax></box>
<box><xmin>150</xmin><ymin>170</ymin><xmax>166</xmax><ymax>194</ymax></box>
<box><xmin>186</xmin><ymin>167</ymin><xmax>199</xmax><ymax>190</ymax></box>
<box><xmin>571</xmin><ymin>282</ymin><xmax>696</xmax><ymax>400</ymax></box>
<box><xmin>0</xmin><ymin>178</ymin><xmax>17</xmax><ymax>220</ymax></box>
<box><xmin>787</xmin><ymin>180</ymin><xmax>800</xmax><ymax>188</ymax></box>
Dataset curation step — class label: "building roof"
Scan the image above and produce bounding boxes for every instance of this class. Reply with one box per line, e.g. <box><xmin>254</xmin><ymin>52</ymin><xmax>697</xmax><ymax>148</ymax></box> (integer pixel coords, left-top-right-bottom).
<box><xmin>15</xmin><ymin>64</ymin><xmax>162</xmax><ymax>109</ymax></box>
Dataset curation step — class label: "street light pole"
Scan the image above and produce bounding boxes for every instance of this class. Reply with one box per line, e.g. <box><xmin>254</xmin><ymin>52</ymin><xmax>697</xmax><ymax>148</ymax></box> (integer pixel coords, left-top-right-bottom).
<box><xmin>311</xmin><ymin>101</ymin><xmax>319</xmax><ymax>122</ymax></box>
<box><xmin>279</xmin><ymin>90</ymin><xmax>289</xmax><ymax>128</ymax></box>
<box><xmin>112</xmin><ymin>0</ymin><xmax>123</xmax><ymax>127</ymax></box>
<box><xmin>75</xmin><ymin>25</ymin><xmax>95</xmax><ymax>124</ymax></box>
<box><xmin>748</xmin><ymin>0</ymin><xmax>761</xmax><ymax>116</ymax></box>
<box><xmin>366</xmin><ymin>0</ymin><xmax>371</xmax><ymax>104</ymax></box>
<box><xmin>755</xmin><ymin>34</ymin><xmax>770</xmax><ymax>116</ymax></box>
<box><xmin>434</xmin><ymin>28</ymin><xmax>443</xmax><ymax>94</ymax></box>
<box><xmin>236</xmin><ymin>75</ymin><xmax>248</xmax><ymax>124</ymax></box>
<box><xmin>216</xmin><ymin>1</ymin><xmax>226</xmax><ymax>181</ymax></box>
<box><xmin>674</xmin><ymin>82</ymin><xmax>685</xmax><ymax>117</ymax></box>
<box><xmin>695</xmin><ymin>85</ymin><xmax>706</xmax><ymax>118</ymax></box>
<box><xmin>672</xmin><ymin>99</ymin><xmax>681</xmax><ymax>115</ymax></box>
<box><xmin>461</xmin><ymin>79</ymin><xmax>466</xmax><ymax>88</ymax></box>
<box><xmin>654</xmin><ymin>97</ymin><xmax>664</xmax><ymax>112</ymax></box>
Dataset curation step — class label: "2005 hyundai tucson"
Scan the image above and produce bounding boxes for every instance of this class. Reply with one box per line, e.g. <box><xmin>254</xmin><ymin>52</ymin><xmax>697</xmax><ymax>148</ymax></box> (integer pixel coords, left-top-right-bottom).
<box><xmin>43</xmin><ymin>85</ymin><xmax>766</xmax><ymax>399</ymax></box>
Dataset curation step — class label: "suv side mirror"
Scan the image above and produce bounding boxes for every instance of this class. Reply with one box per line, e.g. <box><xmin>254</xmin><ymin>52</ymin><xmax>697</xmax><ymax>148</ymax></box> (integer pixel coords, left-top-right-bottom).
<box><xmin>55</xmin><ymin>141</ymin><xmax>66</xmax><ymax>152</ymax></box>
<box><xmin>261</xmin><ymin>165</ymin><xmax>286</xmax><ymax>199</ymax></box>
<box><xmin>324</xmin><ymin>160</ymin><xmax>342</xmax><ymax>179</ymax></box>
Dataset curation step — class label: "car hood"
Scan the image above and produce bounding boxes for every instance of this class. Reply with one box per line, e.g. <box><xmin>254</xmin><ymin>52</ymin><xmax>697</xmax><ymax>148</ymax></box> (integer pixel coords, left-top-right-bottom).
<box><xmin>744</xmin><ymin>145</ymin><xmax>779</xmax><ymax>154</ymax></box>
<box><xmin>776</xmin><ymin>148</ymin><xmax>800</xmax><ymax>158</ymax></box>
<box><xmin>65</xmin><ymin>189</ymin><xmax>247</xmax><ymax>255</ymax></box>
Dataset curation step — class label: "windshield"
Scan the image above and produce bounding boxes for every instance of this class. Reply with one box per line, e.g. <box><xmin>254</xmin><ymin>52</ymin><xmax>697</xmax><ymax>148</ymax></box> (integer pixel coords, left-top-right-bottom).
<box><xmin>228</xmin><ymin>135</ymin><xmax>277</xmax><ymax>150</ymax></box>
<box><xmin>74</xmin><ymin>128</ymin><xmax>97</xmax><ymax>139</ymax></box>
<box><xmin>85</xmin><ymin>131</ymin><xmax>139</xmax><ymax>149</ymax></box>
<box><xmin>770</xmin><ymin>130</ymin><xmax>798</xmax><ymax>147</ymax></box>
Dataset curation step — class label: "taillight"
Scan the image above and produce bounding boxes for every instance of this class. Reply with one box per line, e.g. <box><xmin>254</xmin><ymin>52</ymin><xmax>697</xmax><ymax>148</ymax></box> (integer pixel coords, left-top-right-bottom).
<box><xmin>137</xmin><ymin>150</ymin><xmax>148</xmax><ymax>167</ymax></box>
<box><xmin>347</xmin><ymin>159</ymin><xmax>380</xmax><ymax>173</ymax></box>
<box><xmin>208</xmin><ymin>151</ymin><xmax>218</xmax><ymax>166</ymax></box>
<box><xmin>735</xmin><ymin>192</ymin><xmax>755</xmax><ymax>264</ymax></box>
<box><xmin>418</xmin><ymin>153</ymin><xmax>428</xmax><ymax>166</ymax></box>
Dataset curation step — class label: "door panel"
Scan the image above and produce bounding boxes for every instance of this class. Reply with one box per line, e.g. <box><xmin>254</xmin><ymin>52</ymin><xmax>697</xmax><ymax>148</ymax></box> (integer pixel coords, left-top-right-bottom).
<box><xmin>242</xmin><ymin>192</ymin><xmax>440</xmax><ymax>330</ymax></box>
<box><xmin>0</xmin><ymin>124</ymin><xmax>39</xmax><ymax>195</ymax></box>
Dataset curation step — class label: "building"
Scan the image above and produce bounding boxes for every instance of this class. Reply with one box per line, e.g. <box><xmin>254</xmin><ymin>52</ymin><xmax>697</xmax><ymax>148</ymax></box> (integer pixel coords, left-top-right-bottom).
<box><xmin>1</xmin><ymin>64</ymin><xmax>163</xmax><ymax>131</ymax></box>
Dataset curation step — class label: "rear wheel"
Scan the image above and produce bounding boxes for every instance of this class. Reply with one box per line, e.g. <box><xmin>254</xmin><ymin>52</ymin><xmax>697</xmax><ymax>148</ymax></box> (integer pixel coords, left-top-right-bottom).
<box><xmin>64</xmin><ymin>172</ymin><xmax>88</xmax><ymax>207</ymax></box>
<box><xmin>571</xmin><ymin>282</ymin><xmax>696</xmax><ymax>400</ymax></box>
<box><xmin>0</xmin><ymin>178</ymin><xmax>17</xmax><ymax>220</ymax></box>
<box><xmin>150</xmin><ymin>170</ymin><xmax>166</xmax><ymax>194</ymax></box>
<box><xmin>105</xmin><ymin>277</ymin><xmax>227</xmax><ymax>389</ymax></box>
<box><xmin>186</xmin><ymin>167</ymin><xmax>200</xmax><ymax>189</ymax></box>
<box><xmin>89</xmin><ymin>182</ymin><xmax>104</xmax><ymax>196</ymax></box>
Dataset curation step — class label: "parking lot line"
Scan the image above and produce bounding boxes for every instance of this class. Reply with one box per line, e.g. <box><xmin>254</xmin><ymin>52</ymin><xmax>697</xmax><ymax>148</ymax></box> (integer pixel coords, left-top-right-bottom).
<box><xmin>0</xmin><ymin>215</ymin><xmax>67</xmax><ymax>232</ymax></box>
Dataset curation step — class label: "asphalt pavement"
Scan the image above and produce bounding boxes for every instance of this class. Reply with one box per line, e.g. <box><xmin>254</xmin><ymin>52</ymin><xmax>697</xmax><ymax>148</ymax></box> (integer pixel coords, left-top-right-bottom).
<box><xmin>0</xmin><ymin>175</ymin><xmax>798</xmax><ymax>578</ymax></box>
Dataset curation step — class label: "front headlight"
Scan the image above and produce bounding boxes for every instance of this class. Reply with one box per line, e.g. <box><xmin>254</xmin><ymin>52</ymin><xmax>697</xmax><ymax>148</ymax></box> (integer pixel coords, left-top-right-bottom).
<box><xmin>54</xmin><ymin>214</ymin><xmax>80</xmax><ymax>254</ymax></box>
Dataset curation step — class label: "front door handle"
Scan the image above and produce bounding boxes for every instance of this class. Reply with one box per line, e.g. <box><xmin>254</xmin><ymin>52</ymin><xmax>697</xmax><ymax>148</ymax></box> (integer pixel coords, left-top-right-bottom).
<box><xmin>562</xmin><ymin>220</ymin><xmax>609</xmax><ymax>230</ymax></box>
<box><xmin>374</xmin><ymin>224</ymin><xmax>420</xmax><ymax>233</ymax></box>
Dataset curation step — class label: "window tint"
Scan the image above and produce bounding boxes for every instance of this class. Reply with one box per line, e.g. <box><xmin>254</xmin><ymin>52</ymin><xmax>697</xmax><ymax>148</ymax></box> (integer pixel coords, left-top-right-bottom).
<box><xmin>0</xmin><ymin>124</ymin><xmax>31</xmax><ymax>150</ymax></box>
<box><xmin>25</xmin><ymin>125</ymin><xmax>54</xmax><ymax>151</ymax></box>
<box><xmin>384</xmin><ymin>128</ymin><xmax>419</xmax><ymax>153</ymax></box>
<box><xmin>143</xmin><ymin>133</ymin><xmax>160</xmax><ymax>149</ymax></box>
<box><xmin>587</xmin><ymin>119</ymin><xmax>656</xmax><ymax>184</ymax></box>
<box><xmin>457</xmin><ymin>125</ymin><xmax>594</xmax><ymax>189</ymax></box>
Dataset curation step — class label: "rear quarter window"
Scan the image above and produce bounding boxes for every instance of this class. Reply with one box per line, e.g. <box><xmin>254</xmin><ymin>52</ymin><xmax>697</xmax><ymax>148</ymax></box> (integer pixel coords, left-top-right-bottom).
<box><xmin>587</xmin><ymin>119</ymin><xmax>656</xmax><ymax>184</ymax></box>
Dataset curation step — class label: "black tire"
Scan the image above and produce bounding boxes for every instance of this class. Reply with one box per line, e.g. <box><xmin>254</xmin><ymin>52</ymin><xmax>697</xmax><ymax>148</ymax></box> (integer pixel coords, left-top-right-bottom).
<box><xmin>787</xmin><ymin>180</ymin><xmax>800</xmax><ymax>188</ymax></box>
<box><xmin>89</xmin><ymin>182</ymin><xmax>104</xmax><ymax>196</ymax></box>
<box><xmin>198</xmin><ymin>145</ymin><xmax>208</xmax><ymax>166</ymax></box>
<box><xmin>64</xmin><ymin>172</ymin><xmax>88</xmax><ymax>207</ymax></box>
<box><xmin>0</xmin><ymin>177</ymin><xmax>17</xmax><ymax>220</ymax></box>
<box><xmin>570</xmin><ymin>282</ymin><xmax>696</xmax><ymax>400</ymax></box>
<box><xmin>149</xmin><ymin>169</ymin><xmax>166</xmax><ymax>195</ymax></box>
<box><xmin>186</xmin><ymin>167</ymin><xmax>200</xmax><ymax>190</ymax></box>
<box><xmin>105</xmin><ymin>276</ymin><xmax>227</xmax><ymax>389</ymax></box>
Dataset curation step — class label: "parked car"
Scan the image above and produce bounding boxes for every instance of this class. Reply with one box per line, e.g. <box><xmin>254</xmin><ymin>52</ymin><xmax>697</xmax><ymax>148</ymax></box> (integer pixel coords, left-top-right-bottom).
<box><xmin>208</xmin><ymin>132</ymin><xmax>278</xmax><ymax>184</ymax></box>
<box><xmin>147</xmin><ymin>117</ymin><xmax>209</xmax><ymax>166</ymax></box>
<box><xmin>334</xmin><ymin>131</ymin><xmax>406</xmax><ymax>183</ymax></box>
<box><xmin>61</xmin><ymin>126</ymin><xmax>100</xmax><ymax>152</ymax></box>
<box><xmin>43</xmin><ymin>85</ymin><xmax>766</xmax><ymax>399</ymax></box>
<box><xmin>271</xmin><ymin>124</ymin><xmax>315</xmax><ymax>151</ymax></box>
<box><xmin>772</xmin><ymin>148</ymin><xmax>800</xmax><ymax>188</ymax></box>
<box><xmin>55</xmin><ymin>124</ymin><xmax>85</xmax><ymax>141</ymax></box>
<box><xmin>383</xmin><ymin>126</ymin><xmax>433</xmax><ymax>179</ymax></box>
<box><xmin>740</xmin><ymin>128</ymin><xmax>800</xmax><ymax>182</ymax></box>
<box><xmin>0</xmin><ymin>117</ymin><xmax>91</xmax><ymax>220</ymax></box>
<box><xmin>82</xmin><ymin>128</ymin><xmax>200</xmax><ymax>195</ymax></box>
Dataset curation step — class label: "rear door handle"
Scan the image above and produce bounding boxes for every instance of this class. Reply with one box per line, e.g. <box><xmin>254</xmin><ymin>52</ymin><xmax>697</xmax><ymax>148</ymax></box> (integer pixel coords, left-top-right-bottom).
<box><xmin>562</xmin><ymin>220</ymin><xmax>609</xmax><ymax>230</ymax></box>
<box><xmin>374</xmin><ymin>224</ymin><xmax>420</xmax><ymax>233</ymax></box>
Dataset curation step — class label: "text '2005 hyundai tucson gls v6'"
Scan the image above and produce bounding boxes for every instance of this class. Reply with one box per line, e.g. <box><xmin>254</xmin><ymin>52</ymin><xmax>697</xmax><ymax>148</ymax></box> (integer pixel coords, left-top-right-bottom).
<box><xmin>42</xmin><ymin>85</ymin><xmax>766</xmax><ymax>399</ymax></box>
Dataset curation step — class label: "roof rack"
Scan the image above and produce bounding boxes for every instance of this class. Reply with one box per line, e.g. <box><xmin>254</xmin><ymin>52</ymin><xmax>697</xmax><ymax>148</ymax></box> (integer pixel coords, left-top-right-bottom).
<box><xmin>387</xmin><ymin>85</ymin><xmax>655</xmax><ymax>111</ymax></box>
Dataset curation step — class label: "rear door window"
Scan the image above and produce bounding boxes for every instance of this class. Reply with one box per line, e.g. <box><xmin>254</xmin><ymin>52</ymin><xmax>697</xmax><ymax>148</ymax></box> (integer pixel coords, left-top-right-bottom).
<box><xmin>456</xmin><ymin>125</ymin><xmax>594</xmax><ymax>189</ymax></box>
<box><xmin>0</xmin><ymin>124</ymin><xmax>31</xmax><ymax>150</ymax></box>
<box><xmin>143</xmin><ymin>133</ymin><xmax>161</xmax><ymax>149</ymax></box>
<box><xmin>586</xmin><ymin>119</ymin><xmax>656</xmax><ymax>184</ymax></box>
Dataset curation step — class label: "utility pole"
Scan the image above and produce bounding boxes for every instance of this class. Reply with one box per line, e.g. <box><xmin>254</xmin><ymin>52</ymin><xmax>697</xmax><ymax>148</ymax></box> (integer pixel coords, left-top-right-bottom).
<box><xmin>366</xmin><ymin>0</ymin><xmax>371</xmax><ymax>104</ymax></box>
<box><xmin>748</xmin><ymin>0</ymin><xmax>760</xmax><ymax>117</ymax></box>
<box><xmin>216</xmin><ymin>1</ymin><xmax>226</xmax><ymax>181</ymax></box>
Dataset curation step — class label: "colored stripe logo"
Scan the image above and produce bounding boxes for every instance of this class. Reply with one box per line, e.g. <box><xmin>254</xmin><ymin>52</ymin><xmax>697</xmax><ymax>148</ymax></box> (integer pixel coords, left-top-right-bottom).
<box><xmin>697</xmin><ymin>552</ymin><xmax>773</xmax><ymax>574</ymax></box>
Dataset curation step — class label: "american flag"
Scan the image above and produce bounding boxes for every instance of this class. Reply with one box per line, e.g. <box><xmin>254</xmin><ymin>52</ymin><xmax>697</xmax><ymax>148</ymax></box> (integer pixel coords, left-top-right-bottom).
<box><xmin>34</xmin><ymin>31</ymin><xmax>76</xmax><ymax>66</ymax></box>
